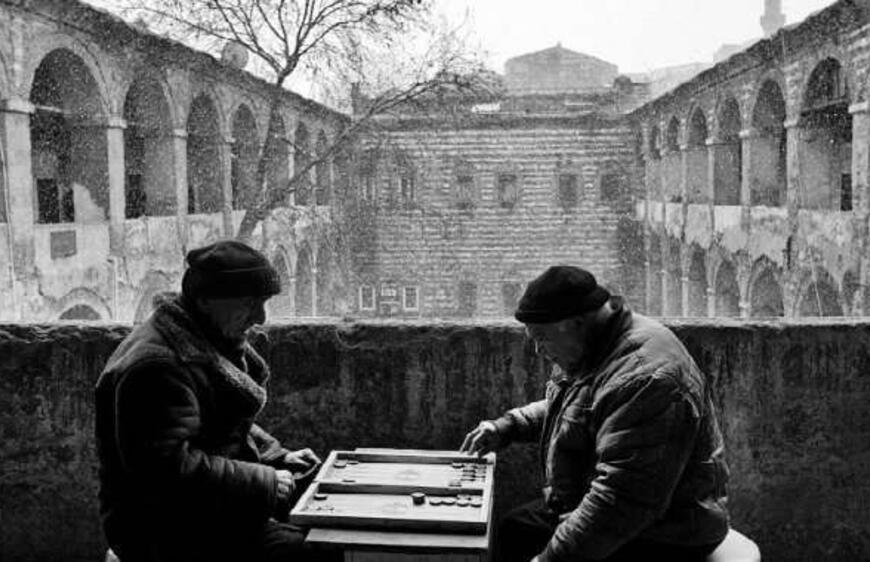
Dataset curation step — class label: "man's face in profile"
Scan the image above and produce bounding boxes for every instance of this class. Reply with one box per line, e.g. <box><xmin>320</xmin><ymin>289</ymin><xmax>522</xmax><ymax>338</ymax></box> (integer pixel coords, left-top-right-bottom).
<box><xmin>199</xmin><ymin>296</ymin><xmax>270</xmax><ymax>345</ymax></box>
<box><xmin>525</xmin><ymin>316</ymin><xmax>590</xmax><ymax>372</ymax></box>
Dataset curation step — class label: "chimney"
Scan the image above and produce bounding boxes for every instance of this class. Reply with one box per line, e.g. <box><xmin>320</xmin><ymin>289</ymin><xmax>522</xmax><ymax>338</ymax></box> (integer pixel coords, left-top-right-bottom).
<box><xmin>760</xmin><ymin>0</ymin><xmax>786</xmax><ymax>37</ymax></box>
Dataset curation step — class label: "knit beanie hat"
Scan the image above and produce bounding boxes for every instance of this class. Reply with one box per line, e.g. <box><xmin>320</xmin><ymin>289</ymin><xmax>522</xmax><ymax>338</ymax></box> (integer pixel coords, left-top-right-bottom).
<box><xmin>514</xmin><ymin>265</ymin><xmax>611</xmax><ymax>324</ymax></box>
<box><xmin>181</xmin><ymin>240</ymin><xmax>281</xmax><ymax>299</ymax></box>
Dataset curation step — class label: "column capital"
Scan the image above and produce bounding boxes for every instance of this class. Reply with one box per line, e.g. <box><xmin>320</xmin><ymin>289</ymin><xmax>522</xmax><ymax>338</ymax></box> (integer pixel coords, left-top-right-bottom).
<box><xmin>739</xmin><ymin>128</ymin><xmax>759</xmax><ymax>140</ymax></box>
<box><xmin>849</xmin><ymin>101</ymin><xmax>870</xmax><ymax>115</ymax></box>
<box><xmin>783</xmin><ymin>117</ymin><xmax>801</xmax><ymax>129</ymax></box>
<box><xmin>0</xmin><ymin>98</ymin><xmax>34</xmax><ymax>114</ymax></box>
<box><xmin>222</xmin><ymin>135</ymin><xmax>236</xmax><ymax>145</ymax></box>
<box><xmin>171</xmin><ymin>128</ymin><xmax>188</xmax><ymax>139</ymax></box>
<box><xmin>705</xmin><ymin>137</ymin><xmax>719</xmax><ymax>147</ymax></box>
<box><xmin>106</xmin><ymin>116</ymin><xmax>127</xmax><ymax>129</ymax></box>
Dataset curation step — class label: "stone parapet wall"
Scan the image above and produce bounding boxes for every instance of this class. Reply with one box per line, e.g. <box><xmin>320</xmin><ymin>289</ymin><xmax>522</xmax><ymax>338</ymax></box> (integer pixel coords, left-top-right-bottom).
<box><xmin>1</xmin><ymin>318</ymin><xmax>869</xmax><ymax>561</ymax></box>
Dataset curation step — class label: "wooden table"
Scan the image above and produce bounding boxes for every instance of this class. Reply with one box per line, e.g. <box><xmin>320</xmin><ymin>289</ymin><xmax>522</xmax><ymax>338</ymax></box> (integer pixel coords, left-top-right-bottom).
<box><xmin>299</xmin><ymin>448</ymin><xmax>494</xmax><ymax>562</ymax></box>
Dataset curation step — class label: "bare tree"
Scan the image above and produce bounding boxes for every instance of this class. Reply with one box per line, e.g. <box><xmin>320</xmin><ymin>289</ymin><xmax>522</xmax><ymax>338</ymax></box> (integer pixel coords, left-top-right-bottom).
<box><xmin>115</xmin><ymin>0</ymin><xmax>484</xmax><ymax>239</ymax></box>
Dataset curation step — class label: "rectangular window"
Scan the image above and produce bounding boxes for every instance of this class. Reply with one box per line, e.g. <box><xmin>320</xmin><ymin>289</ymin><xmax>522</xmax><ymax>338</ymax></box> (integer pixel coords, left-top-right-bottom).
<box><xmin>458</xmin><ymin>281</ymin><xmax>477</xmax><ymax>317</ymax></box>
<box><xmin>362</xmin><ymin>175</ymin><xmax>376</xmax><ymax>202</ymax></box>
<box><xmin>841</xmin><ymin>173</ymin><xmax>853</xmax><ymax>211</ymax></box>
<box><xmin>400</xmin><ymin>175</ymin><xmax>415</xmax><ymax>202</ymax></box>
<box><xmin>497</xmin><ymin>173</ymin><xmax>519</xmax><ymax>208</ymax></box>
<box><xmin>558</xmin><ymin>174</ymin><xmax>578</xmax><ymax>209</ymax></box>
<box><xmin>359</xmin><ymin>285</ymin><xmax>375</xmax><ymax>311</ymax></box>
<box><xmin>600</xmin><ymin>172</ymin><xmax>622</xmax><ymax>202</ymax></box>
<box><xmin>456</xmin><ymin>174</ymin><xmax>474</xmax><ymax>208</ymax></box>
<box><xmin>403</xmin><ymin>286</ymin><xmax>419</xmax><ymax>311</ymax></box>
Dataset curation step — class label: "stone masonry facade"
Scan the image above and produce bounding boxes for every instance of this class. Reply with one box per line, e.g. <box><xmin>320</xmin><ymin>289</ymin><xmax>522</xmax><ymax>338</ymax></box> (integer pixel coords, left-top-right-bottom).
<box><xmin>0</xmin><ymin>0</ymin><xmax>350</xmax><ymax>323</ymax></box>
<box><xmin>633</xmin><ymin>0</ymin><xmax>870</xmax><ymax>319</ymax></box>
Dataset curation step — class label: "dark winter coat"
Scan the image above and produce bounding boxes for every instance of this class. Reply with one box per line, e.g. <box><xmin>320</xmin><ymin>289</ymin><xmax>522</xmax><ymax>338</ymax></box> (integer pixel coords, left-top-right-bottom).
<box><xmin>493</xmin><ymin>304</ymin><xmax>729</xmax><ymax>561</ymax></box>
<box><xmin>95</xmin><ymin>296</ymin><xmax>291</xmax><ymax>561</ymax></box>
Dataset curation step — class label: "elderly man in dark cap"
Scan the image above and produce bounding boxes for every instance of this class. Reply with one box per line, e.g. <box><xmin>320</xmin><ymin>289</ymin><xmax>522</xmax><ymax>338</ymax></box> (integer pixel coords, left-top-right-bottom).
<box><xmin>95</xmin><ymin>240</ymin><xmax>325</xmax><ymax>562</ymax></box>
<box><xmin>461</xmin><ymin>265</ymin><xmax>729</xmax><ymax>562</ymax></box>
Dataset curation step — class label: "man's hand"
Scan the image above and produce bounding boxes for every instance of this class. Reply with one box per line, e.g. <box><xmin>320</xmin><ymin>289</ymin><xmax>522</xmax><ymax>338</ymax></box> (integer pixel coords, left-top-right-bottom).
<box><xmin>460</xmin><ymin>421</ymin><xmax>502</xmax><ymax>456</ymax></box>
<box><xmin>275</xmin><ymin>469</ymin><xmax>296</xmax><ymax>503</ymax></box>
<box><xmin>283</xmin><ymin>448</ymin><xmax>322</xmax><ymax>478</ymax></box>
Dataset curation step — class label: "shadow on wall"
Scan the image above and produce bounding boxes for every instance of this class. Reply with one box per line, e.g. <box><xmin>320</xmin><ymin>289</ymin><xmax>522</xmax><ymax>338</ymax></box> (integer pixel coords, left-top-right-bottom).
<box><xmin>0</xmin><ymin>319</ymin><xmax>869</xmax><ymax>562</ymax></box>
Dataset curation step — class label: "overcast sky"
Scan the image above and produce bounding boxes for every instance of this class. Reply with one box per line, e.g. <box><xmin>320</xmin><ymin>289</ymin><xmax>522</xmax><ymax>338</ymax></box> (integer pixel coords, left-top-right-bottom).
<box><xmin>436</xmin><ymin>0</ymin><xmax>834</xmax><ymax>74</ymax></box>
<box><xmin>85</xmin><ymin>0</ymin><xmax>835</xmax><ymax>75</ymax></box>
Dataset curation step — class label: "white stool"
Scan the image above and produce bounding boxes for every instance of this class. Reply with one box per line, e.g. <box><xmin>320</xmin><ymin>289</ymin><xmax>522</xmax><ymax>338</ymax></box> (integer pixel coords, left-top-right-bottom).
<box><xmin>707</xmin><ymin>528</ymin><xmax>761</xmax><ymax>562</ymax></box>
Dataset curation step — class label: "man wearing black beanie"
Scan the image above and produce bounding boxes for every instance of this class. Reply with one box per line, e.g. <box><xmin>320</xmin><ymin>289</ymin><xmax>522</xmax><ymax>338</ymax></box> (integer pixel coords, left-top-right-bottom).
<box><xmin>95</xmin><ymin>240</ymin><xmax>330</xmax><ymax>562</ymax></box>
<box><xmin>461</xmin><ymin>265</ymin><xmax>730</xmax><ymax>562</ymax></box>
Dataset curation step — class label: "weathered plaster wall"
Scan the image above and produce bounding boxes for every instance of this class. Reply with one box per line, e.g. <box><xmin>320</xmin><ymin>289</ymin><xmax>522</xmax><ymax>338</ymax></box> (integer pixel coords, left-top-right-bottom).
<box><xmin>2</xmin><ymin>319</ymin><xmax>870</xmax><ymax>562</ymax></box>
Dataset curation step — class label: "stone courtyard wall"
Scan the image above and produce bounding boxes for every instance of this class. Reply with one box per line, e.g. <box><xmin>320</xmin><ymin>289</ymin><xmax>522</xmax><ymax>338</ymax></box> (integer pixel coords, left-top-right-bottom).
<box><xmin>1</xmin><ymin>318</ymin><xmax>869</xmax><ymax>561</ymax></box>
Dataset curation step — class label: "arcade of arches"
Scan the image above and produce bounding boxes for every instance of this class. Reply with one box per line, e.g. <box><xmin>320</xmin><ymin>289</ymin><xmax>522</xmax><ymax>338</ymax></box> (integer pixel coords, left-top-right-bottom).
<box><xmin>637</xmin><ymin>50</ymin><xmax>868</xmax><ymax>319</ymax></box>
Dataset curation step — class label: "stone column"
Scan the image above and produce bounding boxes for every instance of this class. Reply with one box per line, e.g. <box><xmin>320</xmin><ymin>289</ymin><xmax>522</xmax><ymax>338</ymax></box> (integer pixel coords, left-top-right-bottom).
<box><xmin>311</xmin><ymin>265</ymin><xmax>319</xmax><ymax>317</ymax></box>
<box><xmin>220</xmin><ymin>135</ymin><xmax>235</xmax><ymax>237</ymax></box>
<box><xmin>705</xmin><ymin>137</ymin><xmax>717</xmax><ymax>205</ymax></box>
<box><xmin>644</xmin><ymin>258</ymin><xmax>653</xmax><ymax>314</ymax></box>
<box><xmin>171</xmin><ymin>128</ymin><xmax>189</xmax><ymax>251</ymax></box>
<box><xmin>739</xmin><ymin>128</ymin><xmax>758</xmax><ymax>230</ymax></box>
<box><xmin>739</xmin><ymin>299</ymin><xmax>750</xmax><ymax>319</ymax></box>
<box><xmin>850</xmin><ymin>102</ymin><xmax>870</xmax><ymax>212</ymax></box>
<box><xmin>285</xmin><ymin>135</ymin><xmax>296</xmax><ymax>207</ymax></box>
<box><xmin>784</xmin><ymin>118</ymin><xmax>801</xmax><ymax>210</ymax></box>
<box><xmin>850</xmin><ymin>103</ymin><xmax>870</xmax><ymax>316</ymax></box>
<box><xmin>660</xmin><ymin>268</ymin><xmax>668</xmax><ymax>316</ymax></box>
<box><xmin>0</xmin><ymin>98</ymin><xmax>35</xmax><ymax>276</ymax></box>
<box><xmin>106</xmin><ymin>116</ymin><xmax>127</xmax><ymax>255</ymax></box>
<box><xmin>681</xmin><ymin>274</ymin><xmax>690</xmax><ymax>318</ymax></box>
<box><xmin>706</xmin><ymin>287</ymin><xmax>716</xmax><ymax>317</ymax></box>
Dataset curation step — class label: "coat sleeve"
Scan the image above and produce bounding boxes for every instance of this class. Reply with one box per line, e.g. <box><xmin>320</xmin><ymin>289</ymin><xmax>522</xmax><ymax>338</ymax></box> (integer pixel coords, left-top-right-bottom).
<box><xmin>492</xmin><ymin>399</ymin><xmax>548</xmax><ymax>443</ymax></box>
<box><xmin>114</xmin><ymin>360</ymin><xmax>278</xmax><ymax>523</ymax></box>
<box><xmin>538</xmin><ymin>372</ymin><xmax>701</xmax><ymax>562</ymax></box>
<box><xmin>249</xmin><ymin>423</ymin><xmax>292</xmax><ymax>467</ymax></box>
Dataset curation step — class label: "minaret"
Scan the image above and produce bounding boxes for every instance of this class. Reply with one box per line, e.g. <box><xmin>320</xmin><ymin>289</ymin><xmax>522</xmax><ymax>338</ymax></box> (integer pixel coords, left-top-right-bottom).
<box><xmin>760</xmin><ymin>0</ymin><xmax>786</xmax><ymax>37</ymax></box>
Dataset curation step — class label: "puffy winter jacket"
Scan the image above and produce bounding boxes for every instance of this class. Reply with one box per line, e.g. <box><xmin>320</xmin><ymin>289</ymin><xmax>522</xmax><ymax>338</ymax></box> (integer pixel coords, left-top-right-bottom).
<box><xmin>493</xmin><ymin>304</ymin><xmax>729</xmax><ymax>561</ymax></box>
<box><xmin>95</xmin><ymin>296</ymin><xmax>291</xmax><ymax>561</ymax></box>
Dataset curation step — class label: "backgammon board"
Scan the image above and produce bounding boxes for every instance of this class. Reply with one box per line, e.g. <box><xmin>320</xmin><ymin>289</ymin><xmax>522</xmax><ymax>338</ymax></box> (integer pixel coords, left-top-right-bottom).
<box><xmin>290</xmin><ymin>449</ymin><xmax>496</xmax><ymax>534</ymax></box>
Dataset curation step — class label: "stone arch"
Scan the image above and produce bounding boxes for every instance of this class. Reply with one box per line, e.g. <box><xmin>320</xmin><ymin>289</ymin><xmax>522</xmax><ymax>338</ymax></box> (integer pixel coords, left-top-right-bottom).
<box><xmin>714</xmin><ymin>96</ymin><xmax>742</xmax><ymax>205</ymax></box>
<box><xmin>748</xmin><ymin>257</ymin><xmax>784</xmax><ymax>318</ymax></box>
<box><xmin>714</xmin><ymin>257</ymin><xmax>740</xmax><ymax>317</ymax></box>
<box><xmin>648</xmin><ymin>124</ymin><xmax>661</xmax><ymax>160</ymax></box>
<box><xmin>665</xmin><ymin>238</ymin><xmax>682</xmax><ymax>316</ymax></box>
<box><xmin>186</xmin><ymin>93</ymin><xmax>224</xmax><ymax>214</ymax></box>
<box><xmin>230</xmin><ymin>103</ymin><xmax>260</xmax><ymax>210</ymax></box>
<box><xmin>666</xmin><ymin>116</ymin><xmax>680</xmax><ymax>151</ymax></box>
<box><xmin>123</xmin><ymin>72</ymin><xmax>176</xmax><ymax>218</ymax></box>
<box><xmin>687</xmin><ymin>246</ymin><xmax>708</xmax><ymax>317</ymax></box>
<box><xmin>294</xmin><ymin>122</ymin><xmax>311</xmax><ymax>205</ymax></box>
<box><xmin>799</xmin><ymin>57</ymin><xmax>852</xmax><ymax>211</ymax></box>
<box><xmin>133</xmin><ymin>271</ymin><xmax>174</xmax><ymax>323</ymax></box>
<box><xmin>268</xmin><ymin>246</ymin><xmax>294</xmax><ymax>319</ymax></box>
<box><xmin>686</xmin><ymin>107</ymin><xmax>709</xmax><ymax>203</ymax></box>
<box><xmin>30</xmin><ymin>48</ymin><xmax>110</xmax><ymax>224</ymax></box>
<box><xmin>796</xmin><ymin>267</ymin><xmax>843</xmax><ymax>317</ymax></box>
<box><xmin>23</xmin><ymin>36</ymin><xmax>112</xmax><ymax>117</ymax></box>
<box><xmin>263</xmin><ymin>110</ymin><xmax>289</xmax><ymax>205</ymax></box>
<box><xmin>295</xmin><ymin>243</ymin><xmax>313</xmax><ymax>316</ymax></box>
<box><xmin>750</xmin><ymin>79</ymin><xmax>787</xmax><ymax>207</ymax></box>
<box><xmin>56</xmin><ymin>287</ymin><xmax>111</xmax><ymax>321</ymax></box>
<box><xmin>315</xmin><ymin>130</ymin><xmax>331</xmax><ymax>205</ymax></box>
<box><xmin>648</xmin><ymin>232</ymin><xmax>663</xmax><ymax>316</ymax></box>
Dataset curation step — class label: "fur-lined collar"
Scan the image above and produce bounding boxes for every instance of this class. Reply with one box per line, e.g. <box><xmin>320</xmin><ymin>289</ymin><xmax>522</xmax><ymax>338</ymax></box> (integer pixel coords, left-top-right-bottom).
<box><xmin>150</xmin><ymin>294</ymin><xmax>269</xmax><ymax>414</ymax></box>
